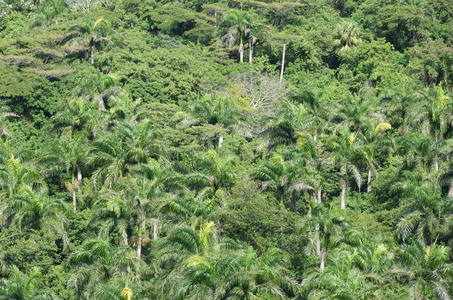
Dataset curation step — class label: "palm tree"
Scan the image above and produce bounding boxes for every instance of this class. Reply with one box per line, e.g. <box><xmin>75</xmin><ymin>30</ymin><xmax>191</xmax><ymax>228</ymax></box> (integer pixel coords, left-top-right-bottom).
<box><xmin>41</xmin><ymin>131</ymin><xmax>87</xmax><ymax>211</ymax></box>
<box><xmin>327</xmin><ymin>129</ymin><xmax>368</xmax><ymax>210</ymax></box>
<box><xmin>159</xmin><ymin>192</ymin><xmax>217</xmax><ymax>229</ymax></box>
<box><xmin>217</xmin><ymin>10</ymin><xmax>260</xmax><ymax>63</ymax></box>
<box><xmin>31</xmin><ymin>0</ymin><xmax>69</xmax><ymax>27</ymax></box>
<box><xmin>68</xmin><ymin>238</ymin><xmax>142</xmax><ymax>299</ymax></box>
<box><xmin>391</xmin><ymin>171</ymin><xmax>448</xmax><ymax>243</ymax></box>
<box><xmin>0</xmin><ymin>103</ymin><xmax>16</xmax><ymax>137</ymax></box>
<box><xmin>298</xmin><ymin>202</ymin><xmax>348</xmax><ymax>263</ymax></box>
<box><xmin>302</xmin><ymin>250</ymin><xmax>377</xmax><ymax>299</ymax></box>
<box><xmin>253</xmin><ymin>151</ymin><xmax>313</xmax><ymax>213</ymax></box>
<box><xmin>66</xmin><ymin>18</ymin><xmax>117</xmax><ymax>64</ymax></box>
<box><xmin>393</xmin><ymin>238</ymin><xmax>453</xmax><ymax>300</ymax></box>
<box><xmin>408</xmin><ymin>84</ymin><xmax>453</xmax><ymax>172</ymax></box>
<box><xmin>260</xmin><ymin>101</ymin><xmax>310</xmax><ymax>152</ymax></box>
<box><xmin>0</xmin><ymin>266</ymin><xmax>57</xmax><ymax>299</ymax></box>
<box><xmin>5</xmin><ymin>185</ymin><xmax>70</xmax><ymax>249</ymax></box>
<box><xmin>217</xmin><ymin>246</ymin><xmax>298</xmax><ymax>299</ymax></box>
<box><xmin>121</xmin><ymin>160</ymin><xmax>182</xmax><ymax>258</ymax></box>
<box><xmin>91</xmin><ymin>189</ymin><xmax>131</xmax><ymax>247</ymax></box>
<box><xmin>333</xmin><ymin>21</ymin><xmax>362</xmax><ymax>52</ymax></box>
<box><xmin>50</xmin><ymin>97</ymin><xmax>105</xmax><ymax>136</ymax></box>
<box><xmin>186</xmin><ymin>150</ymin><xmax>237</xmax><ymax>193</ymax></box>
<box><xmin>0</xmin><ymin>154</ymin><xmax>42</xmax><ymax>201</ymax></box>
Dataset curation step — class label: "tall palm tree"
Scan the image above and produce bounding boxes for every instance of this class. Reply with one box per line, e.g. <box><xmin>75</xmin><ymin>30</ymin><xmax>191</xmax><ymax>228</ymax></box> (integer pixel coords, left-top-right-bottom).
<box><xmin>41</xmin><ymin>131</ymin><xmax>87</xmax><ymax>211</ymax></box>
<box><xmin>0</xmin><ymin>266</ymin><xmax>58</xmax><ymax>299</ymax></box>
<box><xmin>0</xmin><ymin>154</ymin><xmax>42</xmax><ymax>201</ymax></box>
<box><xmin>393</xmin><ymin>238</ymin><xmax>453</xmax><ymax>300</ymax></box>
<box><xmin>66</xmin><ymin>18</ymin><xmax>117</xmax><ymax>64</ymax></box>
<box><xmin>333</xmin><ymin>21</ymin><xmax>362</xmax><ymax>52</ymax></box>
<box><xmin>217</xmin><ymin>10</ymin><xmax>261</xmax><ymax>63</ymax></box>
<box><xmin>5</xmin><ymin>185</ymin><xmax>70</xmax><ymax>249</ymax></box>
<box><xmin>186</xmin><ymin>150</ymin><xmax>237</xmax><ymax>193</ymax></box>
<box><xmin>408</xmin><ymin>84</ymin><xmax>453</xmax><ymax>172</ymax></box>
<box><xmin>298</xmin><ymin>202</ymin><xmax>348</xmax><ymax>262</ymax></box>
<box><xmin>68</xmin><ymin>238</ymin><xmax>142</xmax><ymax>299</ymax></box>
<box><xmin>302</xmin><ymin>250</ymin><xmax>377</xmax><ymax>299</ymax></box>
<box><xmin>327</xmin><ymin>129</ymin><xmax>368</xmax><ymax>210</ymax></box>
<box><xmin>261</xmin><ymin>101</ymin><xmax>310</xmax><ymax>152</ymax></box>
<box><xmin>391</xmin><ymin>171</ymin><xmax>448</xmax><ymax>243</ymax></box>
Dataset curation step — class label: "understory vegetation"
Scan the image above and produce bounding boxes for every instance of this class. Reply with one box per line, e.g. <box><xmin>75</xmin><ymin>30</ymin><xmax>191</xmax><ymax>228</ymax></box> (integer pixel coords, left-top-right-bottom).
<box><xmin>1</xmin><ymin>0</ymin><xmax>453</xmax><ymax>298</ymax></box>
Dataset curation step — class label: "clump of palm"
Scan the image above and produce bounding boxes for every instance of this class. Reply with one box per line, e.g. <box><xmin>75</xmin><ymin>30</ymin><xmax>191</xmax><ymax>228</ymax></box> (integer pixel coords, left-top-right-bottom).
<box><xmin>217</xmin><ymin>9</ymin><xmax>268</xmax><ymax>63</ymax></box>
<box><xmin>297</xmin><ymin>202</ymin><xmax>348</xmax><ymax>264</ymax></box>
<box><xmin>66</xmin><ymin>18</ymin><xmax>119</xmax><ymax>64</ymax></box>
<box><xmin>391</xmin><ymin>171</ymin><xmax>448</xmax><ymax>244</ymax></box>
<box><xmin>0</xmin><ymin>154</ymin><xmax>42</xmax><ymax>201</ymax></box>
<box><xmin>0</xmin><ymin>266</ymin><xmax>57</xmax><ymax>299</ymax></box>
<box><xmin>393</xmin><ymin>238</ymin><xmax>453</xmax><ymax>300</ymax></box>
<box><xmin>327</xmin><ymin>128</ymin><xmax>369</xmax><ymax>210</ymax></box>
<box><xmin>68</xmin><ymin>238</ymin><xmax>143</xmax><ymax>299</ymax></box>
<box><xmin>41</xmin><ymin>131</ymin><xmax>87</xmax><ymax>211</ymax></box>
<box><xmin>157</xmin><ymin>222</ymin><xmax>297</xmax><ymax>299</ymax></box>
<box><xmin>186</xmin><ymin>149</ymin><xmax>237</xmax><ymax>194</ymax></box>
<box><xmin>4</xmin><ymin>185</ymin><xmax>70</xmax><ymax>250</ymax></box>
<box><xmin>302</xmin><ymin>249</ymin><xmax>378</xmax><ymax>299</ymax></box>
<box><xmin>333</xmin><ymin>21</ymin><xmax>362</xmax><ymax>52</ymax></box>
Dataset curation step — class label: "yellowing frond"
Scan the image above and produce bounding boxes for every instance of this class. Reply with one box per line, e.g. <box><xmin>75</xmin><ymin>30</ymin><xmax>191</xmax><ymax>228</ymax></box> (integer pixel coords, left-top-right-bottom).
<box><xmin>186</xmin><ymin>255</ymin><xmax>210</xmax><ymax>268</ymax></box>
<box><xmin>349</xmin><ymin>133</ymin><xmax>357</xmax><ymax>146</ymax></box>
<box><xmin>121</xmin><ymin>285</ymin><xmax>133</xmax><ymax>300</ymax></box>
<box><xmin>374</xmin><ymin>122</ymin><xmax>392</xmax><ymax>133</ymax></box>
<box><xmin>93</xmin><ymin>18</ymin><xmax>103</xmax><ymax>30</ymax></box>
<box><xmin>200</xmin><ymin>221</ymin><xmax>215</xmax><ymax>253</ymax></box>
<box><xmin>64</xmin><ymin>181</ymin><xmax>73</xmax><ymax>193</ymax></box>
<box><xmin>425</xmin><ymin>246</ymin><xmax>431</xmax><ymax>262</ymax></box>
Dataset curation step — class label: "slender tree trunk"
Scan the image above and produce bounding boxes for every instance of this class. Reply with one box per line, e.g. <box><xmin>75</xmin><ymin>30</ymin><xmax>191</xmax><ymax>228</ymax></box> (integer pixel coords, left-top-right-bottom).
<box><xmin>137</xmin><ymin>219</ymin><xmax>145</xmax><ymax>258</ymax></box>
<box><xmin>153</xmin><ymin>219</ymin><xmax>158</xmax><ymax>240</ymax></box>
<box><xmin>367</xmin><ymin>169</ymin><xmax>372</xmax><ymax>194</ymax></box>
<box><xmin>72</xmin><ymin>172</ymin><xmax>76</xmax><ymax>211</ymax></box>
<box><xmin>315</xmin><ymin>224</ymin><xmax>321</xmax><ymax>256</ymax></box>
<box><xmin>307</xmin><ymin>193</ymin><xmax>312</xmax><ymax>217</ymax></box>
<box><xmin>77</xmin><ymin>167</ymin><xmax>82</xmax><ymax>191</ymax></box>
<box><xmin>249</xmin><ymin>41</ymin><xmax>253</xmax><ymax>64</ymax></box>
<box><xmin>291</xmin><ymin>189</ymin><xmax>297</xmax><ymax>213</ymax></box>
<box><xmin>318</xmin><ymin>188</ymin><xmax>322</xmax><ymax>203</ymax></box>
<box><xmin>239</xmin><ymin>43</ymin><xmax>244</xmax><ymax>63</ymax></box>
<box><xmin>434</xmin><ymin>157</ymin><xmax>439</xmax><ymax>171</ymax></box>
<box><xmin>280</xmin><ymin>44</ymin><xmax>286</xmax><ymax>82</ymax></box>
<box><xmin>320</xmin><ymin>247</ymin><xmax>327</xmax><ymax>270</ymax></box>
<box><xmin>90</xmin><ymin>50</ymin><xmax>94</xmax><ymax>64</ymax></box>
<box><xmin>340</xmin><ymin>179</ymin><xmax>346</xmax><ymax>210</ymax></box>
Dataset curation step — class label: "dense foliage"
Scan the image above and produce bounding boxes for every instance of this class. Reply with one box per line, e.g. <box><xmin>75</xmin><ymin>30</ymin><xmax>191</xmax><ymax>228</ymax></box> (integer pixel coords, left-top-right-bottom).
<box><xmin>0</xmin><ymin>0</ymin><xmax>453</xmax><ymax>298</ymax></box>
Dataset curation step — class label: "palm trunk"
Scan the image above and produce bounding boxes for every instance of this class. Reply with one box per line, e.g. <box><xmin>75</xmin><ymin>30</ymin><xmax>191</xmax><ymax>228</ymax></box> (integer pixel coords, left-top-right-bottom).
<box><xmin>320</xmin><ymin>247</ymin><xmax>327</xmax><ymax>270</ymax></box>
<box><xmin>307</xmin><ymin>193</ymin><xmax>312</xmax><ymax>217</ymax></box>
<box><xmin>340</xmin><ymin>179</ymin><xmax>346</xmax><ymax>210</ymax></box>
<box><xmin>90</xmin><ymin>50</ymin><xmax>94</xmax><ymax>64</ymax></box>
<box><xmin>77</xmin><ymin>167</ymin><xmax>82</xmax><ymax>192</ymax></box>
<box><xmin>249</xmin><ymin>41</ymin><xmax>253</xmax><ymax>64</ymax></box>
<box><xmin>367</xmin><ymin>169</ymin><xmax>372</xmax><ymax>194</ymax></box>
<box><xmin>434</xmin><ymin>158</ymin><xmax>439</xmax><ymax>171</ymax></box>
<box><xmin>137</xmin><ymin>220</ymin><xmax>144</xmax><ymax>259</ymax></box>
<box><xmin>291</xmin><ymin>189</ymin><xmax>297</xmax><ymax>213</ymax></box>
<box><xmin>318</xmin><ymin>188</ymin><xmax>322</xmax><ymax>203</ymax></box>
<box><xmin>153</xmin><ymin>219</ymin><xmax>158</xmax><ymax>240</ymax></box>
<box><xmin>279</xmin><ymin>44</ymin><xmax>286</xmax><ymax>82</ymax></box>
<box><xmin>239</xmin><ymin>43</ymin><xmax>244</xmax><ymax>63</ymax></box>
<box><xmin>315</xmin><ymin>224</ymin><xmax>321</xmax><ymax>256</ymax></box>
<box><xmin>72</xmin><ymin>172</ymin><xmax>76</xmax><ymax>211</ymax></box>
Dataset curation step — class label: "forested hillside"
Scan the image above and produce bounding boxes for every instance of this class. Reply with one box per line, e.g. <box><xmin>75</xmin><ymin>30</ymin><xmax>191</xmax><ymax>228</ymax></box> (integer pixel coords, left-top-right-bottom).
<box><xmin>0</xmin><ymin>0</ymin><xmax>453</xmax><ymax>298</ymax></box>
